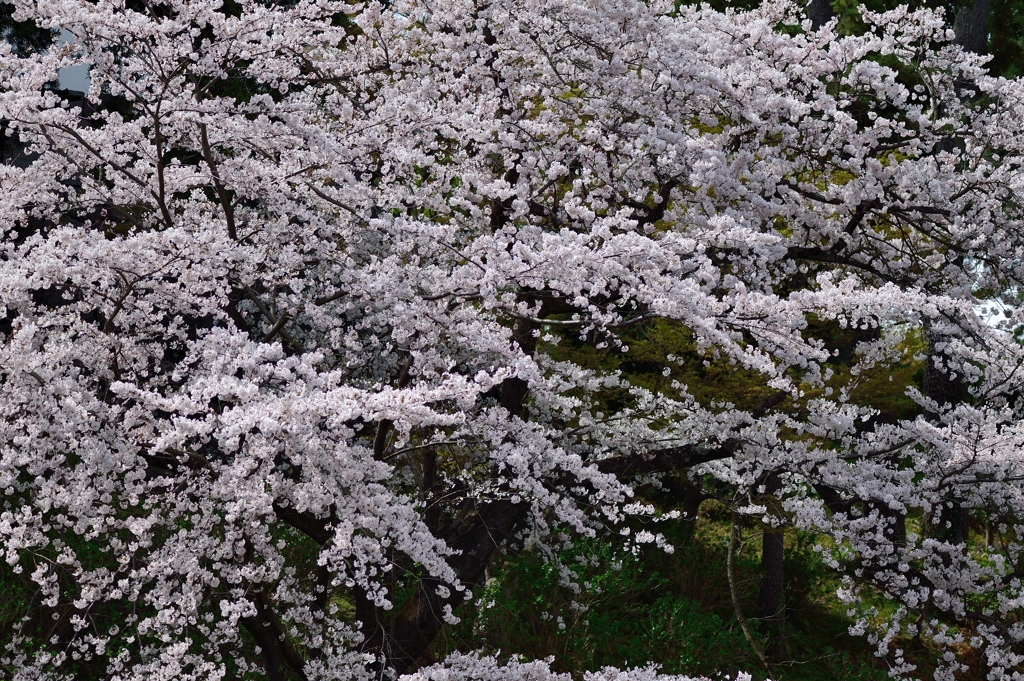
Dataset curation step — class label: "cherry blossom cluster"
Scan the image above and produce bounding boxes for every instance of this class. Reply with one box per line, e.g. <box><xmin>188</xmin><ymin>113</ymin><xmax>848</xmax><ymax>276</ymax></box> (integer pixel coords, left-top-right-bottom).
<box><xmin>2</xmin><ymin>0</ymin><xmax>1024</xmax><ymax>678</ymax></box>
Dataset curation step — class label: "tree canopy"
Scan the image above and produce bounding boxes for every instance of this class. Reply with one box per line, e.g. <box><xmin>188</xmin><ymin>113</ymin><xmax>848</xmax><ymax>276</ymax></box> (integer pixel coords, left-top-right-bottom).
<box><xmin>3</xmin><ymin>0</ymin><xmax>1024</xmax><ymax>679</ymax></box>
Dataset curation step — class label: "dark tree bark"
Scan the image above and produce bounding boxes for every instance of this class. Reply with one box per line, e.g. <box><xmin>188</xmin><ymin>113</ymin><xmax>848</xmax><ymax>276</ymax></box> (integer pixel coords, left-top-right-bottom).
<box><xmin>951</xmin><ymin>505</ymin><xmax>970</xmax><ymax>545</ymax></box>
<box><xmin>758</xmin><ymin>530</ymin><xmax>786</xmax><ymax>661</ymax></box>
<box><xmin>923</xmin><ymin>328</ymin><xmax>970</xmax><ymax>547</ymax></box>
<box><xmin>757</xmin><ymin>475</ymin><xmax>787</xmax><ymax>663</ymax></box>
<box><xmin>807</xmin><ymin>0</ymin><xmax>835</xmax><ymax>30</ymax></box>
<box><xmin>362</xmin><ymin>498</ymin><xmax>528</xmax><ymax>674</ymax></box>
<box><xmin>241</xmin><ymin>592</ymin><xmax>310</xmax><ymax>681</ymax></box>
<box><xmin>925</xmin><ymin>0</ymin><xmax>985</xmax><ymax>548</ymax></box>
<box><xmin>926</xmin><ymin>502</ymin><xmax>970</xmax><ymax>546</ymax></box>
<box><xmin>954</xmin><ymin>0</ymin><xmax>992</xmax><ymax>55</ymax></box>
<box><xmin>923</xmin><ymin>330</ymin><xmax>968</xmax><ymax>416</ymax></box>
<box><xmin>924</xmin><ymin>4</ymin><xmax>985</xmax><ymax>553</ymax></box>
<box><xmin>681</xmin><ymin>481</ymin><xmax>704</xmax><ymax>523</ymax></box>
<box><xmin>879</xmin><ymin>502</ymin><xmax>907</xmax><ymax>547</ymax></box>
<box><xmin>360</xmin><ymin>318</ymin><xmax>540</xmax><ymax>674</ymax></box>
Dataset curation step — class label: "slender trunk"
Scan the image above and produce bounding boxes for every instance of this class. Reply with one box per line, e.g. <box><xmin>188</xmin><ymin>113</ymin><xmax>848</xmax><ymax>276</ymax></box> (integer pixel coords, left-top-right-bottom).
<box><xmin>758</xmin><ymin>530</ymin><xmax>785</xmax><ymax>662</ymax></box>
<box><xmin>922</xmin><ymin>2</ymin><xmax>984</xmax><ymax>553</ymax></box>
<box><xmin>728</xmin><ymin>513</ymin><xmax>773</xmax><ymax>679</ymax></box>
<box><xmin>758</xmin><ymin>476</ymin><xmax>786</xmax><ymax>663</ymax></box>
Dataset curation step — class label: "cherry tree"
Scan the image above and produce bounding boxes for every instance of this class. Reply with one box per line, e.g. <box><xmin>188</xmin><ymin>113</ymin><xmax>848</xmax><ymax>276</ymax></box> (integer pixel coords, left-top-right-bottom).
<box><xmin>2</xmin><ymin>0</ymin><xmax>1024</xmax><ymax>678</ymax></box>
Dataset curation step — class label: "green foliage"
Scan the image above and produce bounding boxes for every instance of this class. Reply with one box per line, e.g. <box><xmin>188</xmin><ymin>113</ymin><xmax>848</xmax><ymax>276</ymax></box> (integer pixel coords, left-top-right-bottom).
<box><xmin>439</xmin><ymin>516</ymin><xmax>900</xmax><ymax>681</ymax></box>
<box><xmin>449</xmin><ymin>522</ymin><xmax>755</xmax><ymax>677</ymax></box>
<box><xmin>818</xmin><ymin>648</ymin><xmax>892</xmax><ymax>681</ymax></box>
<box><xmin>988</xmin><ymin>0</ymin><xmax>1024</xmax><ymax>77</ymax></box>
<box><xmin>581</xmin><ymin>596</ymin><xmax>744</xmax><ymax>676</ymax></box>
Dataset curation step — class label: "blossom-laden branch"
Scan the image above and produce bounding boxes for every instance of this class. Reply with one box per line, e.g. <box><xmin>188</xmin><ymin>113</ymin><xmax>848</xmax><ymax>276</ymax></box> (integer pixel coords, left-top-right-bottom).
<box><xmin>2</xmin><ymin>0</ymin><xmax>1024</xmax><ymax>679</ymax></box>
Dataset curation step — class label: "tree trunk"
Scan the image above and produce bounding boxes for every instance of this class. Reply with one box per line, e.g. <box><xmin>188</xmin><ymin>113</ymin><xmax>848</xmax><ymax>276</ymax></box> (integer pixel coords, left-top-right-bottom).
<box><xmin>923</xmin><ymin>330</ymin><xmax>967</xmax><ymax>416</ymax></box>
<box><xmin>883</xmin><ymin>505</ymin><xmax>907</xmax><ymax>547</ymax></box>
<box><xmin>954</xmin><ymin>0</ymin><xmax>992</xmax><ymax>54</ymax></box>
<box><xmin>932</xmin><ymin>16</ymin><xmax>986</xmax><ymax>549</ymax></box>
<box><xmin>361</xmin><ymin>318</ymin><xmax>540</xmax><ymax>674</ymax></box>
<box><xmin>758</xmin><ymin>530</ymin><xmax>786</xmax><ymax>661</ymax></box>
<box><xmin>923</xmin><ymin>328</ymin><xmax>970</xmax><ymax>548</ymax></box>
<box><xmin>807</xmin><ymin>0</ymin><xmax>834</xmax><ymax>30</ymax></box>
<box><xmin>928</xmin><ymin>7</ymin><xmax>988</xmax><ymax>467</ymax></box>
<box><xmin>758</xmin><ymin>476</ymin><xmax>786</xmax><ymax>663</ymax></box>
<box><xmin>362</xmin><ymin>498</ymin><xmax>528</xmax><ymax>673</ymax></box>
